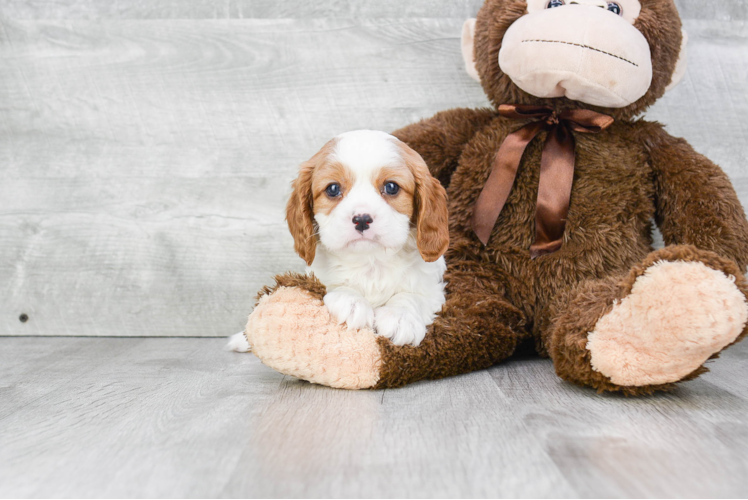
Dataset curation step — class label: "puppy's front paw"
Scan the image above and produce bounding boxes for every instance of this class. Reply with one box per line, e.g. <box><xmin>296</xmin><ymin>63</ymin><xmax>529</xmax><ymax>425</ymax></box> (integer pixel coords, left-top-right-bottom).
<box><xmin>374</xmin><ymin>307</ymin><xmax>427</xmax><ymax>346</ymax></box>
<box><xmin>323</xmin><ymin>291</ymin><xmax>375</xmax><ymax>330</ymax></box>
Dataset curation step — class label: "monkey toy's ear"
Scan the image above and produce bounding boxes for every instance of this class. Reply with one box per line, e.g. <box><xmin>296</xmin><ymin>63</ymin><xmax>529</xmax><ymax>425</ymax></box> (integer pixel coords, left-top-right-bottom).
<box><xmin>461</xmin><ymin>18</ymin><xmax>480</xmax><ymax>82</ymax></box>
<box><xmin>666</xmin><ymin>30</ymin><xmax>689</xmax><ymax>92</ymax></box>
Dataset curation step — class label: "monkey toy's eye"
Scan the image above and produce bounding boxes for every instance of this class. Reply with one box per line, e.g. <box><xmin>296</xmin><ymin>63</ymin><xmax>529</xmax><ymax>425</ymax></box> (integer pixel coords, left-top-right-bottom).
<box><xmin>383</xmin><ymin>182</ymin><xmax>400</xmax><ymax>195</ymax></box>
<box><xmin>607</xmin><ymin>2</ymin><xmax>623</xmax><ymax>15</ymax></box>
<box><xmin>325</xmin><ymin>183</ymin><xmax>341</xmax><ymax>198</ymax></box>
<box><xmin>547</xmin><ymin>0</ymin><xmax>565</xmax><ymax>7</ymax></box>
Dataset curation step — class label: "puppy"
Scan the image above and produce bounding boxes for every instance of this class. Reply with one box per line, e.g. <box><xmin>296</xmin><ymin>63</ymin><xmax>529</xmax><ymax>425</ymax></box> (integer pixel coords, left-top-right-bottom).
<box><xmin>227</xmin><ymin>130</ymin><xmax>449</xmax><ymax>351</ymax></box>
<box><xmin>285</xmin><ymin>130</ymin><xmax>449</xmax><ymax>346</ymax></box>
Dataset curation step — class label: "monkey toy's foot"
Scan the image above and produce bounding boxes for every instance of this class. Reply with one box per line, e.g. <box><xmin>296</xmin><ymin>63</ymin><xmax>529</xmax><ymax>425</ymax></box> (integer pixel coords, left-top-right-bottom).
<box><xmin>244</xmin><ymin>274</ymin><xmax>382</xmax><ymax>390</ymax></box>
<box><xmin>586</xmin><ymin>258</ymin><xmax>748</xmax><ymax>387</ymax></box>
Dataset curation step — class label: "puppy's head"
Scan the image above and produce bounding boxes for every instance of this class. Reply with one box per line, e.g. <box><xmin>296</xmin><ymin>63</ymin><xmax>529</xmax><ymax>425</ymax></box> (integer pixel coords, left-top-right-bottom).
<box><xmin>286</xmin><ymin>130</ymin><xmax>449</xmax><ymax>265</ymax></box>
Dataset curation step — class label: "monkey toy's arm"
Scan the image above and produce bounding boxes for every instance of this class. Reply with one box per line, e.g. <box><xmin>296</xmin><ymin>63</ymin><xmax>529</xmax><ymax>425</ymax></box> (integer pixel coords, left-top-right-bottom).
<box><xmin>646</xmin><ymin>123</ymin><xmax>748</xmax><ymax>270</ymax></box>
<box><xmin>392</xmin><ymin>108</ymin><xmax>495</xmax><ymax>187</ymax></box>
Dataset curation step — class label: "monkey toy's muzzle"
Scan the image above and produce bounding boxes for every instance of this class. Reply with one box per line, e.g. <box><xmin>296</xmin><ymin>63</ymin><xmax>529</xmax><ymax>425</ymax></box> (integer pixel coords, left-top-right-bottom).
<box><xmin>499</xmin><ymin>6</ymin><xmax>653</xmax><ymax>108</ymax></box>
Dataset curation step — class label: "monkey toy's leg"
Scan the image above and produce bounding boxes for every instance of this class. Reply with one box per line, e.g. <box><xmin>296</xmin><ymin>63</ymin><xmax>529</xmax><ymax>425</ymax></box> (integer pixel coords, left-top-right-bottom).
<box><xmin>375</xmin><ymin>260</ymin><xmax>528</xmax><ymax>388</ymax></box>
<box><xmin>245</xmin><ymin>262</ymin><xmax>528</xmax><ymax>390</ymax></box>
<box><xmin>543</xmin><ymin>124</ymin><xmax>748</xmax><ymax>394</ymax></box>
<box><xmin>244</xmin><ymin>109</ymin><xmax>508</xmax><ymax>389</ymax></box>
<box><xmin>545</xmin><ymin>246</ymin><xmax>748</xmax><ymax>395</ymax></box>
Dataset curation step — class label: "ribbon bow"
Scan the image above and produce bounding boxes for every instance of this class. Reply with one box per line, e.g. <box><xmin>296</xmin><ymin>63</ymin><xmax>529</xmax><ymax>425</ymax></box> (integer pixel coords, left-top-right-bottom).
<box><xmin>471</xmin><ymin>104</ymin><xmax>614</xmax><ymax>258</ymax></box>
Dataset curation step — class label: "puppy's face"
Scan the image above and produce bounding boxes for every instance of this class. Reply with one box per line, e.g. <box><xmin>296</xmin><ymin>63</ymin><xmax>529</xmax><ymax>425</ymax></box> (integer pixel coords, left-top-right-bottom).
<box><xmin>287</xmin><ymin>130</ymin><xmax>449</xmax><ymax>265</ymax></box>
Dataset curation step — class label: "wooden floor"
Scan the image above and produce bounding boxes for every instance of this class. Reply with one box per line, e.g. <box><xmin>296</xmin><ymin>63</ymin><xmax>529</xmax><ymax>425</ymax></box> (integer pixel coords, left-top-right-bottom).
<box><xmin>0</xmin><ymin>336</ymin><xmax>747</xmax><ymax>498</ymax></box>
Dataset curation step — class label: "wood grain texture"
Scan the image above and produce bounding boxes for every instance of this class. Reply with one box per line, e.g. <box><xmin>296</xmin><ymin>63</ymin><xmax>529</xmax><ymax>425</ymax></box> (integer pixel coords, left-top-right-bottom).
<box><xmin>1</xmin><ymin>15</ymin><xmax>747</xmax><ymax>336</ymax></box>
<box><xmin>1</xmin><ymin>0</ymin><xmax>744</xmax><ymax>20</ymax></box>
<box><xmin>1</xmin><ymin>337</ymin><xmax>747</xmax><ymax>498</ymax></box>
<box><xmin>0</xmin><ymin>17</ymin><xmax>488</xmax><ymax>336</ymax></box>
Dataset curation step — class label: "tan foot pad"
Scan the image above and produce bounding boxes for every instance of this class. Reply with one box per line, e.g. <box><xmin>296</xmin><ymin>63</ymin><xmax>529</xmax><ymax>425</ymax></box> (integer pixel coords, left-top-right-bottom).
<box><xmin>246</xmin><ymin>286</ymin><xmax>382</xmax><ymax>389</ymax></box>
<box><xmin>587</xmin><ymin>261</ymin><xmax>748</xmax><ymax>386</ymax></box>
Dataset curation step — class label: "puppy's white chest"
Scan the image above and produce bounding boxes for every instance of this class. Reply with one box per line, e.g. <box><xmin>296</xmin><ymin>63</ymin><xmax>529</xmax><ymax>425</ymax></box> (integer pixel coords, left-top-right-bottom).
<box><xmin>315</xmin><ymin>256</ymin><xmax>410</xmax><ymax>307</ymax></box>
<box><xmin>348</xmin><ymin>261</ymin><xmax>407</xmax><ymax>307</ymax></box>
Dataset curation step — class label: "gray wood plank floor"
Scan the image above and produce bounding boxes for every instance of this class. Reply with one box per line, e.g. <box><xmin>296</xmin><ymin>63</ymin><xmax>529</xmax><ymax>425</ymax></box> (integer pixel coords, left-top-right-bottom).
<box><xmin>1</xmin><ymin>336</ymin><xmax>747</xmax><ymax>498</ymax></box>
<box><xmin>2</xmin><ymin>14</ymin><xmax>747</xmax><ymax>337</ymax></box>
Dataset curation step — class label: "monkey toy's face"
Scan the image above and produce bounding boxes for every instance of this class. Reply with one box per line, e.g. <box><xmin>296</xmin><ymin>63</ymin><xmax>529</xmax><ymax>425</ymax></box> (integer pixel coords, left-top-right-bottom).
<box><xmin>462</xmin><ymin>0</ymin><xmax>688</xmax><ymax>119</ymax></box>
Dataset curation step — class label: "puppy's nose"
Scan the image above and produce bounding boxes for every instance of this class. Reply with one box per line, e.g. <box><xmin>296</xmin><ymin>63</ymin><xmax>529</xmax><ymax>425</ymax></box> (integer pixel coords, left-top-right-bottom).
<box><xmin>352</xmin><ymin>214</ymin><xmax>373</xmax><ymax>232</ymax></box>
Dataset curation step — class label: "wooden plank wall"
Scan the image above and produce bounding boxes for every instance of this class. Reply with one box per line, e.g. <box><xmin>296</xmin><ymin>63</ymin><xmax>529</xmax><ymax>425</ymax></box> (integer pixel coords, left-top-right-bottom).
<box><xmin>2</xmin><ymin>1</ymin><xmax>747</xmax><ymax>337</ymax></box>
<box><xmin>1</xmin><ymin>0</ymin><xmax>744</xmax><ymax>19</ymax></box>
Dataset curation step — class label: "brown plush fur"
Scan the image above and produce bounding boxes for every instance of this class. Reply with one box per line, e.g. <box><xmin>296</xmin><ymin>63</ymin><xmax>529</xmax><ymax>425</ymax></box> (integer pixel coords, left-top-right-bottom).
<box><xmin>374</xmin><ymin>0</ymin><xmax>748</xmax><ymax>394</ymax></box>
<box><xmin>256</xmin><ymin>271</ymin><xmax>327</xmax><ymax>304</ymax></box>
<box><xmin>385</xmin><ymin>110</ymin><xmax>748</xmax><ymax>393</ymax></box>
<box><xmin>260</xmin><ymin>0</ymin><xmax>748</xmax><ymax>395</ymax></box>
<box><xmin>546</xmin><ymin>246</ymin><xmax>748</xmax><ymax>395</ymax></box>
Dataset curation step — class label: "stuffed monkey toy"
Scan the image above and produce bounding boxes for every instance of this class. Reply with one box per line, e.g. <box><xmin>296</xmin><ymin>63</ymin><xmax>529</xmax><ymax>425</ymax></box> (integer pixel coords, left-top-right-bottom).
<box><xmin>244</xmin><ymin>0</ymin><xmax>748</xmax><ymax>395</ymax></box>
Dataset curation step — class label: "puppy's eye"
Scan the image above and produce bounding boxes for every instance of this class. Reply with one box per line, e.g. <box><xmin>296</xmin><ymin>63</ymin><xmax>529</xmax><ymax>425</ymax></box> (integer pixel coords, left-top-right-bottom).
<box><xmin>607</xmin><ymin>2</ymin><xmax>622</xmax><ymax>15</ymax></box>
<box><xmin>383</xmin><ymin>182</ymin><xmax>400</xmax><ymax>196</ymax></box>
<box><xmin>547</xmin><ymin>0</ymin><xmax>564</xmax><ymax>8</ymax></box>
<box><xmin>325</xmin><ymin>183</ymin><xmax>341</xmax><ymax>198</ymax></box>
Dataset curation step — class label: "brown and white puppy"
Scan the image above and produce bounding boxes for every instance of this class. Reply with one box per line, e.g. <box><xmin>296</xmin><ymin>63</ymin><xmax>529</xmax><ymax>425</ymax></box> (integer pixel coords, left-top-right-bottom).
<box><xmin>286</xmin><ymin>130</ymin><xmax>449</xmax><ymax>346</ymax></box>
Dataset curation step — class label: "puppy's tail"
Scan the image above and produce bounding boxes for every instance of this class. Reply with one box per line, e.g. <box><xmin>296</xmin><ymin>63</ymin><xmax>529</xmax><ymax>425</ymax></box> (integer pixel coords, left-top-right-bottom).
<box><xmin>226</xmin><ymin>331</ymin><xmax>251</xmax><ymax>353</ymax></box>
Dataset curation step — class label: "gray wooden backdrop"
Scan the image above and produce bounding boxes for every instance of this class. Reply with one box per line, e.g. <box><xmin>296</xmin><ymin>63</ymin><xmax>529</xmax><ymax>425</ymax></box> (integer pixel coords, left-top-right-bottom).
<box><xmin>2</xmin><ymin>0</ymin><xmax>747</xmax><ymax>337</ymax></box>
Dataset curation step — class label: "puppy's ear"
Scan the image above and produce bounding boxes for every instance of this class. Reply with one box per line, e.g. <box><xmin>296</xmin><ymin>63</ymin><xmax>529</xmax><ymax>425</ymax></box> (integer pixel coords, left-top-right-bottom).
<box><xmin>286</xmin><ymin>159</ymin><xmax>317</xmax><ymax>266</ymax></box>
<box><xmin>287</xmin><ymin>138</ymin><xmax>339</xmax><ymax>265</ymax></box>
<box><xmin>398</xmin><ymin>141</ymin><xmax>449</xmax><ymax>262</ymax></box>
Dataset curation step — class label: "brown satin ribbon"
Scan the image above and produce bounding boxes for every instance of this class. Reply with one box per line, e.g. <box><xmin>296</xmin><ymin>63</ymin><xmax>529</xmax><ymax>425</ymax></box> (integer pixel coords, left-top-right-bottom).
<box><xmin>472</xmin><ymin>104</ymin><xmax>614</xmax><ymax>258</ymax></box>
